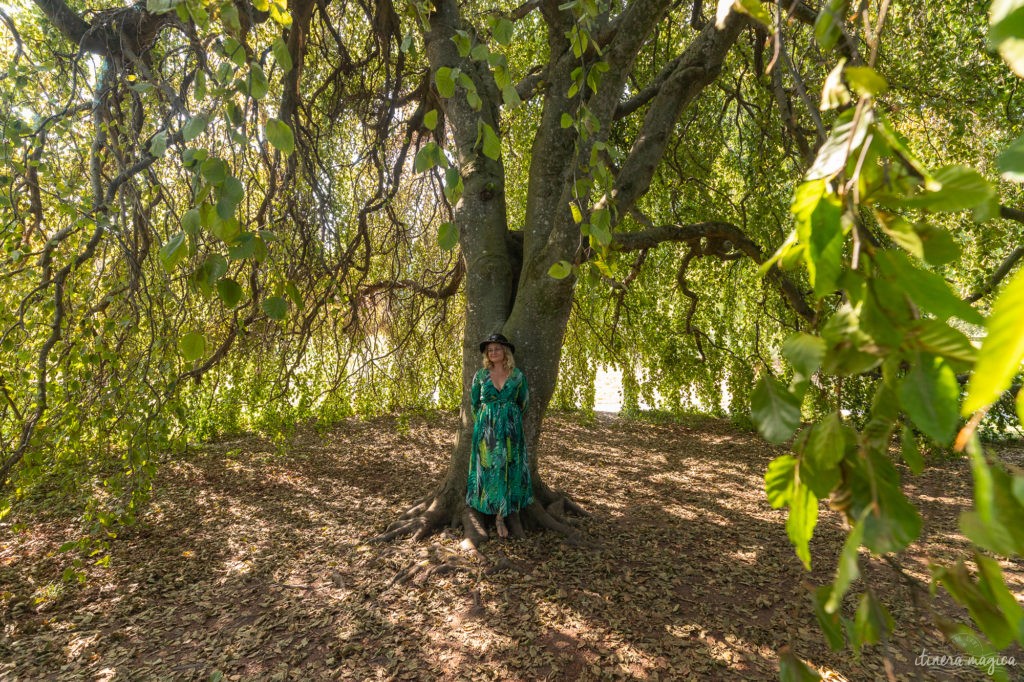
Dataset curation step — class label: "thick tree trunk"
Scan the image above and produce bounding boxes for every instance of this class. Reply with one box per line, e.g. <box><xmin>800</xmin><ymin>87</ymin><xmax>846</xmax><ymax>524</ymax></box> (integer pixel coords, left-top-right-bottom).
<box><xmin>375</xmin><ymin>4</ymin><xmax>748</xmax><ymax>554</ymax></box>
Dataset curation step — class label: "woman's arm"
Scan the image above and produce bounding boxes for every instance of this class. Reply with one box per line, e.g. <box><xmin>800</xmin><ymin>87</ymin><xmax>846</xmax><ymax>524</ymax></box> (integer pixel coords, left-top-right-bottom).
<box><xmin>517</xmin><ymin>370</ymin><xmax>529</xmax><ymax>413</ymax></box>
<box><xmin>471</xmin><ymin>370</ymin><xmax>482</xmax><ymax>419</ymax></box>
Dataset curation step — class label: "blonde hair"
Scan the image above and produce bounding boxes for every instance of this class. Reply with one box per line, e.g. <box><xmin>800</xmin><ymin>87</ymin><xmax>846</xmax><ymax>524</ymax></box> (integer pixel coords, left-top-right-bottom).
<box><xmin>481</xmin><ymin>346</ymin><xmax>515</xmax><ymax>371</ymax></box>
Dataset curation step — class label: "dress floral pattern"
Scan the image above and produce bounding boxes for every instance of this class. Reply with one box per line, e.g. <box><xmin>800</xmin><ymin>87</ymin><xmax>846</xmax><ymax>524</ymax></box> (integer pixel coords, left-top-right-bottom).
<box><xmin>466</xmin><ymin>366</ymin><xmax>533</xmax><ymax>516</ymax></box>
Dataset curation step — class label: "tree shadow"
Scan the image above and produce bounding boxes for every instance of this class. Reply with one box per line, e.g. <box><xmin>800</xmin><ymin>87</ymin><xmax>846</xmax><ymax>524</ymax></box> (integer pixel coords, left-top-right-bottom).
<box><xmin>2</xmin><ymin>411</ymin><xmax>1019</xmax><ymax>680</ymax></box>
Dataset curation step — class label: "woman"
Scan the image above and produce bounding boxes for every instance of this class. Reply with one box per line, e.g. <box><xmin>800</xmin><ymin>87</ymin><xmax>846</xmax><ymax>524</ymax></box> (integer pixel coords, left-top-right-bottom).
<box><xmin>466</xmin><ymin>333</ymin><xmax>533</xmax><ymax>538</ymax></box>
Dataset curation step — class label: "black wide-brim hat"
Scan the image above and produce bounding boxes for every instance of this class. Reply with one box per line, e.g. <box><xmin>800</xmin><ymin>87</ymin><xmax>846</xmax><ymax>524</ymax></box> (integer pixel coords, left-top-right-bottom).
<box><xmin>479</xmin><ymin>333</ymin><xmax>515</xmax><ymax>354</ymax></box>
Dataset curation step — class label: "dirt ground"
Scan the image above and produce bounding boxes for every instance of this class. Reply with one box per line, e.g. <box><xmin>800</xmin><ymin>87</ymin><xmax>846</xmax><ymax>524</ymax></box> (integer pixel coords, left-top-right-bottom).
<box><xmin>1</xmin><ymin>411</ymin><xmax>1022</xmax><ymax>681</ymax></box>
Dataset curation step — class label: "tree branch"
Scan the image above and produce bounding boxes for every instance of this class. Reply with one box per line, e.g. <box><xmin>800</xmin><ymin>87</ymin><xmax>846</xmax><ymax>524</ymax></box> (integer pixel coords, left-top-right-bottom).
<box><xmin>604</xmin><ymin>11</ymin><xmax>747</xmax><ymax>219</ymax></box>
<box><xmin>612</xmin><ymin>219</ymin><xmax>816</xmax><ymax>322</ymax></box>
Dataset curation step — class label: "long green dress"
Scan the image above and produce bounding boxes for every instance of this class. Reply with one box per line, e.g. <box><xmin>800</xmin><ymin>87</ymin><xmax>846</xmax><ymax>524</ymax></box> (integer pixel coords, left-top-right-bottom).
<box><xmin>466</xmin><ymin>366</ymin><xmax>533</xmax><ymax>516</ymax></box>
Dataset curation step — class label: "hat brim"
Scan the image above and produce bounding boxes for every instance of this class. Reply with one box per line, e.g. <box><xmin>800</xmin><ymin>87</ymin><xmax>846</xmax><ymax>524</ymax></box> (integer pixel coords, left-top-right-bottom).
<box><xmin>479</xmin><ymin>340</ymin><xmax>515</xmax><ymax>354</ymax></box>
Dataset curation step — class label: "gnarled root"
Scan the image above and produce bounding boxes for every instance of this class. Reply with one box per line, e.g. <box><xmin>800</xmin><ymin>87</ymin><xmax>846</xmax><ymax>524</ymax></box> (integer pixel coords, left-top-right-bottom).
<box><xmin>373</xmin><ymin>480</ymin><xmax>588</xmax><ymax>552</ymax></box>
<box><xmin>371</xmin><ymin>491</ymin><xmax>452</xmax><ymax>544</ymax></box>
<box><xmin>535</xmin><ymin>481</ymin><xmax>588</xmax><ymax>520</ymax></box>
<box><xmin>525</xmin><ymin>501</ymin><xmax>583</xmax><ymax>546</ymax></box>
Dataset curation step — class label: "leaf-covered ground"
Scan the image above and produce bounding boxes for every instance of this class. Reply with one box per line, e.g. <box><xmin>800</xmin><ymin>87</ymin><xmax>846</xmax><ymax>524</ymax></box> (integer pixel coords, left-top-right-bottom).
<box><xmin>2</xmin><ymin>411</ymin><xmax>1022</xmax><ymax>680</ymax></box>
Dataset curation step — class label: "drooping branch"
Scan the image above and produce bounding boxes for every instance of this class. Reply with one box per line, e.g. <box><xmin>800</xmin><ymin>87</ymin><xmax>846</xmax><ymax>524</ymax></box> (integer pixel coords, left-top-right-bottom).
<box><xmin>612</xmin><ymin>219</ymin><xmax>816</xmax><ymax>323</ymax></box>
<box><xmin>358</xmin><ymin>259</ymin><xmax>465</xmax><ymax>301</ymax></box>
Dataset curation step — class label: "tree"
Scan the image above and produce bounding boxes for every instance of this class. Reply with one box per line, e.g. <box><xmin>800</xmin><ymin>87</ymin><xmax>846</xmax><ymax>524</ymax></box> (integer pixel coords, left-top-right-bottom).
<box><xmin>3</xmin><ymin>0</ymin><xmax>1024</xmax><ymax>672</ymax></box>
<box><xmin>1</xmin><ymin>0</ymin><xmax>819</xmax><ymax>536</ymax></box>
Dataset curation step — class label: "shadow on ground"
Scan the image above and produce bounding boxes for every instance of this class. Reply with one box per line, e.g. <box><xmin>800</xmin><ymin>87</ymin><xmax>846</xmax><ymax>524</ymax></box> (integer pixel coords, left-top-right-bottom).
<box><xmin>1</xmin><ymin>411</ymin><xmax>1021</xmax><ymax>680</ymax></box>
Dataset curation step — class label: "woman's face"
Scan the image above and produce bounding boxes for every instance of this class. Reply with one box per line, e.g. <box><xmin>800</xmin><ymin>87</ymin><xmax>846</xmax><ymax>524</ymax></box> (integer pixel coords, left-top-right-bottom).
<box><xmin>486</xmin><ymin>343</ymin><xmax>505</xmax><ymax>364</ymax></box>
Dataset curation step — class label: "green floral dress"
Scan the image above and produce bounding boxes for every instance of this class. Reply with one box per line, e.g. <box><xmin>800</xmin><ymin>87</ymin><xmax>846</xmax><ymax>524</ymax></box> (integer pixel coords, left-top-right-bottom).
<box><xmin>466</xmin><ymin>367</ymin><xmax>534</xmax><ymax>516</ymax></box>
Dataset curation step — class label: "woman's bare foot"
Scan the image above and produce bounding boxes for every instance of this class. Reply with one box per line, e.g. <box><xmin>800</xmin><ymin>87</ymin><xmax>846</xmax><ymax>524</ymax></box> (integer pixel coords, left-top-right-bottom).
<box><xmin>496</xmin><ymin>515</ymin><xmax>508</xmax><ymax>539</ymax></box>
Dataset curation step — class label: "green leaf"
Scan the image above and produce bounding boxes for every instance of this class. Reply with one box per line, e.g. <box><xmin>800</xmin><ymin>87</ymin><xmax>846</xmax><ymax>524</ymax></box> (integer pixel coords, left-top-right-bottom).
<box><xmin>414</xmin><ymin>143</ymin><xmax>440</xmax><ymax>173</ymax></box>
<box><xmin>200</xmin><ymin>157</ymin><xmax>228</xmax><ymax>185</ymax></box>
<box><xmin>863</xmin><ymin>380</ymin><xmax>899</xmax><ymax>448</ymax></box>
<box><xmin>812</xmin><ymin>586</ymin><xmax>847</xmax><ymax>651</ymax></box>
<box><xmin>963</xmin><ymin>267</ymin><xmax>1024</xmax><ymax>413</ymax></box>
<box><xmin>269</xmin><ymin>0</ymin><xmax>291</xmax><ymax>27</ymax></box>
<box><xmin>849</xmin><ymin>449</ymin><xmax>923</xmax><ymax>554</ymax></box>
<box><xmin>262</xmin><ymin>296</ymin><xmax>288</xmax><ymax>320</ymax></box>
<box><xmin>974</xmin><ymin>552</ymin><xmax>1024</xmax><ymax>644</ymax></box>
<box><xmin>181</xmin><ymin>207</ymin><xmax>201</xmax><ymax>236</ymax></box>
<box><xmin>589</xmin><ymin>208</ymin><xmax>611</xmax><ymax>248</ymax></box>
<box><xmin>853</xmin><ymin>592</ymin><xmax>893</xmax><ymax>647</ymax></box>
<box><xmin>826</xmin><ymin>511</ymin><xmax>866</xmax><ymax>613</ymax></box>
<box><xmin>221</xmin><ymin>175</ymin><xmax>244</xmax><ymax>205</ymax></box>
<box><xmin>808</xmin><ymin>108</ymin><xmax>871</xmax><ymax>181</ymax></box>
<box><xmin>898</xmin><ymin>353</ymin><xmax>960</xmax><ymax>446</ymax></box>
<box><xmin>222</xmin><ymin>37</ymin><xmax>246</xmax><ymax>67</ymax></box>
<box><xmin>875</xmin><ymin>250</ymin><xmax>984</xmax><ymax>325</ymax></box>
<box><xmin>844</xmin><ymin>66</ymin><xmax>888</xmax><ymax>97</ymax></box>
<box><xmin>814</xmin><ymin>0</ymin><xmax>849</xmax><ymax>52</ymax></box>
<box><xmin>443</xmin><ymin>167</ymin><xmax>463</xmax><ymax>204</ymax></box>
<box><xmin>787</xmin><ymin>482</ymin><xmax>818</xmax><ymax>570</ymax></box>
<box><xmin>909</xmin><ymin>319</ymin><xmax>977</xmax><ymax>366</ymax></box>
<box><xmin>216</xmin><ymin>277</ymin><xmax>243</xmax><ymax>307</ymax></box>
<box><xmin>935</xmin><ymin>560</ymin><xmax>1016</xmax><ymax>650</ymax></box>
<box><xmin>1018</xmin><ymin>382</ymin><xmax>1024</xmax><ymax>425</ymax></box>
<box><xmin>159</xmin><ymin>232</ymin><xmax>187</xmax><ymax>272</ymax></box>
<box><xmin>216</xmin><ymin>195</ymin><xmax>236</xmax><ymax>221</ymax></box>
<box><xmin>990</xmin><ymin>2</ymin><xmax>1024</xmax><ymax>78</ymax></box>
<box><xmin>271</xmin><ymin>36</ymin><xmax>293</xmax><ymax>73</ymax></box>
<box><xmin>570</xmin><ymin>203</ymin><xmax>583</xmax><ymax>224</ymax></box>
<box><xmin>765</xmin><ymin>454</ymin><xmax>797</xmax><ymax>509</ymax></box>
<box><xmin>179</xmin><ymin>331</ymin><xmax>206</xmax><ymax>361</ymax></box>
<box><xmin>435</xmin><ymin>67</ymin><xmax>456</xmax><ymax>98</ymax></box>
<box><xmin>998</xmin><ymin>132</ymin><xmax>1024</xmax><ymax>181</ymax></box>
<box><xmin>202</xmin><ymin>254</ymin><xmax>228</xmax><ymax>286</ymax></box>
<box><xmin>801</xmin><ymin>412</ymin><xmax>848</xmax><ymax>498</ymax></box>
<box><xmin>149</xmin><ymin>130</ymin><xmax>168</xmax><ymax>158</ymax></box>
<box><xmin>438</xmin><ymin>222</ymin><xmax>458</xmax><ymax>251</ymax></box>
<box><xmin>900</xmin><ymin>426</ymin><xmax>924</xmax><ymax>475</ymax></box>
<box><xmin>492</xmin><ymin>17</ymin><xmax>514</xmax><ymax>45</ymax></box>
<box><xmin>244</xmin><ymin>63</ymin><xmax>269</xmax><ymax>100</ymax></box>
<box><xmin>959</xmin><ymin>438</ymin><xmax>1024</xmax><ymax>555</ymax></box>
<box><xmin>548</xmin><ymin>261</ymin><xmax>573</xmax><ymax>279</ymax></box>
<box><xmin>265</xmin><ymin>118</ymin><xmax>295</xmax><ymax>155</ymax></box>
<box><xmin>470</xmin><ymin>43</ymin><xmax>489</xmax><ymax>61</ymax></box>
<box><xmin>228</xmin><ymin>232</ymin><xmax>256</xmax><ymax>260</ymax></box>
<box><xmin>731</xmin><ymin>0</ymin><xmax>772</xmax><ymax>27</ymax></box>
<box><xmin>183</xmin><ymin>114</ymin><xmax>208</xmax><ymax>142</ymax></box>
<box><xmin>501</xmin><ymin>84</ymin><xmax>521</xmax><ymax>108</ymax></box>
<box><xmin>560</xmin><ymin>112</ymin><xmax>574</xmax><ymax>129</ymax></box>
<box><xmin>783</xmin><ymin>333</ymin><xmax>825</xmax><ymax>393</ymax></box>
<box><xmin>480</xmin><ymin>123</ymin><xmax>500</xmax><ymax>160</ymax></box>
<box><xmin>820</xmin><ymin>59</ymin><xmax>851</xmax><ymax>111</ymax></box>
<box><xmin>800</xmin><ymin>191</ymin><xmax>844</xmax><ymax>299</ymax></box>
<box><xmin>751</xmin><ymin>375</ymin><xmax>801</xmax><ymax>444</ymax></box>
<box><xmin>901</xmin><ymin>166</ymin><xmax>996</xmax><ymax>212</ymax></box>
<box><xmin>284</xmin><ymin>281</ymin><xmax>304</xmax><ymax>310</ymax></box>
<box><xmin>918</xmin><ymin>225</ymin><xmax>962</xmax><ymax>266</ymax></box>
<box><xmin>423</xmin><ymin>109</ymin><xmax>438</xmax><ymax>131</ymax></box>
<box><xmin>209</xmin><ymin>215</ymin><xmax>241</xmax><ymax>243</ymax></box>
<box><xmin>778</xmin><ymin>648</ymin><xmax>821</xmax><ymax>681</ymax></box>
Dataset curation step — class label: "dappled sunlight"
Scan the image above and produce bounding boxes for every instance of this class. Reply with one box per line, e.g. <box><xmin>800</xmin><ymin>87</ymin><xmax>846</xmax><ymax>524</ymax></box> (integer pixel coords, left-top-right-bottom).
<box><xmin>3</xmin><ymin>412</ymin><xmax>1018</xmax><ymax>680</ymax></box>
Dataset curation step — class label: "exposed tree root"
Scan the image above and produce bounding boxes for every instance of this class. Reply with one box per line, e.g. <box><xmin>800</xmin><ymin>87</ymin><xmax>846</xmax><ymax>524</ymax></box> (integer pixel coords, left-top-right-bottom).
<box><xmin>535</xmin><ymin>481</ymin><xmax>589</xmax><ymax>519</ymax></box>
<box><xmin>525</xmin><ymin>501</ymin><xmax>582</xmax><ymax>546</ymax></box>
<box><xmin>372</xmin><ymin>478</ymin><xmax>590</xmax><ymax>577</ymax></box>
